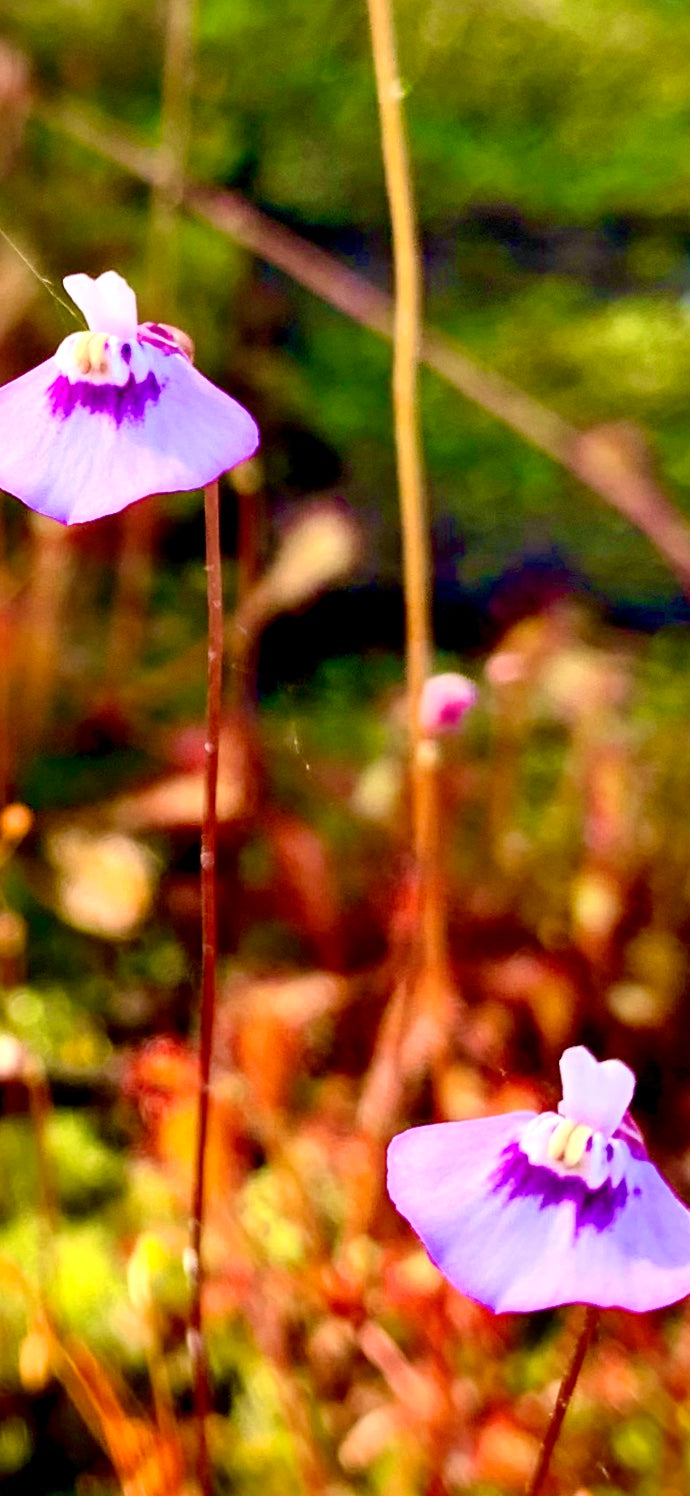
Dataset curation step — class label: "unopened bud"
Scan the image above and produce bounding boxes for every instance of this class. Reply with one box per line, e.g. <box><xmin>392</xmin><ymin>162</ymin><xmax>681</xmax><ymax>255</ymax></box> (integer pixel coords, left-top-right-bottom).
<box><xmin>419</xmin><ymin>673</ymin><xmax>477</xmax><ymax>735</ymax></box>
<box><xmin>138</xmin><ymin>320</ymin><xmax>195</xmax><ymax>362</ymax></box>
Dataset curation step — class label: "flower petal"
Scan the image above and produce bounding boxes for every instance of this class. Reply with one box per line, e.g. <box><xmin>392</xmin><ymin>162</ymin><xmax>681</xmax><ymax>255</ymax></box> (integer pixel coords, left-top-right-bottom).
<box><xmin>63</xmin><ymin>272</ymin><xmax>138</xmax><ymax>338</ymax></box>
<box><xmin>387</xmin><ymin>1114</ymin><xmax>538</xmax><ymax>1312</ymax></box>
<box><xmin>388</xmin><ymin>1117</ymin><xmax>690</xmax><ymax>1313</ymax></box>
<box><xmin>583</xmin><ymin>1153</ymin><xmax>690</xmax><ymax>1312</ymax></box>
<box><xmin>0</xmin><ymin>348</ymin><xmax>259</xmax><ymax>523</ymax></box>
<box><xmin>559</xmin><ymin>1045</ymin><xmax>634</xmax><ymax>1138</ymax></box>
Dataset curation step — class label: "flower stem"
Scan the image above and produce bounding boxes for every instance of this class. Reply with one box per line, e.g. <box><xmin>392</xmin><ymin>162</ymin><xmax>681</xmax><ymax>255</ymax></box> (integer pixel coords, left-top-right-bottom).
<box><xmin>365</xmin><ymin>0</ymin><xmax>431</xmax><ymax>824</ymax></box>
<box><xmin>525</xmin><ymin>1305</ymin><xmax>599</xmax><ymax>1496</ymax></box>
<box><xmin>366</xmin><ymin>0</ymin><xmax>446</xmax><ymax>1003</ymax></box>
<box><xmin>189</xmin><ymin>476</ymin><xmax>223</xmax><ymax>1496</ymax></box>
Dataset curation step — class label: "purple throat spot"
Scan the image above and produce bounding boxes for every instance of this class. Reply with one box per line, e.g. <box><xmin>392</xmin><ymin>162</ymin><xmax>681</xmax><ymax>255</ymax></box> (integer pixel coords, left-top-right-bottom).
<box><xmin>491</xmin><ymin>1140</ymin><xmax>629</xmax><ymax>1235</ymax></box>
<box><xmin>48</xmin><ymin>371</ymin><xmax>162</xmax><ymax>426</ymax></box>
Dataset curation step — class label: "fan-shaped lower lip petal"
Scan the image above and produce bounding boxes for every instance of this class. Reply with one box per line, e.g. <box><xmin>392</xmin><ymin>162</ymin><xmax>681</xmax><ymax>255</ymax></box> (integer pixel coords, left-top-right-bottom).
<box><xmin>387</xmin><ymin>1116</ymin><xmax>690</xmax><ymax>1314</ymax></box>
<box><xmin>0</xmin><ymin>345</ymin><xmax>259</xmax><ymax>524</ymax></box>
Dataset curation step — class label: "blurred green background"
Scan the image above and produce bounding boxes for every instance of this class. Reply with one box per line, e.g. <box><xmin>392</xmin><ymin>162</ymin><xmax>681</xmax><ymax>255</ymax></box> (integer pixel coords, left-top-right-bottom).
<box><xmin>3</xmin><ymin>0</ymin><xmax>690</xmax><ymax>601</ymax></box>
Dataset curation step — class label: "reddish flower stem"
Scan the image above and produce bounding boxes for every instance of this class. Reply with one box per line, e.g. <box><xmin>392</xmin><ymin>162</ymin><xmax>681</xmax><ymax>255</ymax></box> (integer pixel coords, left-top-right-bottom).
<box><xmin>525</xmin><ymin>1305</ymin><xmax>599</xmax><ymax>1496</ymax></box>
<box><xmin>189</xmin><ymin>476</ymin><xmax>223</xmax><ymax>1496</ymax></box>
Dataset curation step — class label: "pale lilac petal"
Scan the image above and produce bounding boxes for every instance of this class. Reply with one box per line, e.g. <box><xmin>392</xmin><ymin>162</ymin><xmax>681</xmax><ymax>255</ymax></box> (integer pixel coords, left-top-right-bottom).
<box><xmin>0</xmin><ymin>348</ymin><xmax>259</xmax><ymax>524</ymax></box>
<box><xmin>562</xmin><ymin>1154</ymin><xmax>690</xmax><ymax>1312</ymax></box>
<box><xmin>388</xmin><ymin>1115</ymin><xmax>690</xmax><ymax>1313</ymax></box>
<box><xmin>559</xmin><ymin>1045</ymin><xmax>634</xmax><ymax>1138</ymax></box>
<box><xmin>63</xmin><ymin>272</ymin><xmax>138</xmax><ymax>337</ymax></box>
<box><xmin>387</xmin><ymin>1114</ymin><xmax>536</xmax><ymax>1312</ymax></box>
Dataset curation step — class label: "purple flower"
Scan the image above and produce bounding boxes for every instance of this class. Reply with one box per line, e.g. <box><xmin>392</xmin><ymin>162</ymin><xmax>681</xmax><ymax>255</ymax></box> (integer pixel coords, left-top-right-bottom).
<box><xmin>387</xmin><ymin>1046</ymin><xmax>690</xmax><ymax>1313</ymax></box>
<box><xmin>0</xmin><ymin>271</ymin><xmax>259</xmax><ymax>524</ymax></box>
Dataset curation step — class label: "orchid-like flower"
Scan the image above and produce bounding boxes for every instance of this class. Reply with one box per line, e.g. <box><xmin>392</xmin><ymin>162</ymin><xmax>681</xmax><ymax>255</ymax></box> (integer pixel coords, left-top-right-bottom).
<box><xmin>388</xmin><ymin>1046</ymin><xmax>690</xmax><ymax>1313</ymax></box>
<box><xmin>0</xmin><ymin>271</ymin><xmax>259</xmax><ymax>524</ymax></box>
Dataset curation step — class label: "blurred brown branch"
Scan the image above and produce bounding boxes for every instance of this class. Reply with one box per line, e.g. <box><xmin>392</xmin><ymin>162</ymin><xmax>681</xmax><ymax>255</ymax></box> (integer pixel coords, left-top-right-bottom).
<box><xmin>0</xmin><ymin>241</ymin><xmax>39</xmax><ymax>347</ymax></box>
<box><xmin>29</xmin><ymin>96</ymin><xmax>690</xmax><ymax>594</ymax></box>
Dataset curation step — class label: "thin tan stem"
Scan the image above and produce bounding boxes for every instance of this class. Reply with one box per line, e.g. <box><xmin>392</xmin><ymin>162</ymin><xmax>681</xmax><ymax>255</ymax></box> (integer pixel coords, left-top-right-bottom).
<box><xmin>189</xmin><ymin>478</ymin><xmax>223</xmax><ymax>1496</ymax></box>
<box><xmin>360</xmin><ymin>0</ymin><xmax>456</xmax><ymax>1119</ymax></box>
<box><xmin>365</xmin><ymin>0</ymin><xmax>431</xmax><ymax>864</ymax></box>
<box><xmin>417</xmin><ymin>742</ymin><xmax>448</xmax><ymax>975</ymax></box>
<box><xmin>365</xmin><ymin>0</ymin><xmax>456</xmax><ymax>1024</ymax></box>
<box><xmin>525</xmin><ymin>1305</ymin><xmax>599</xmax><ymax>1496</ymax></box>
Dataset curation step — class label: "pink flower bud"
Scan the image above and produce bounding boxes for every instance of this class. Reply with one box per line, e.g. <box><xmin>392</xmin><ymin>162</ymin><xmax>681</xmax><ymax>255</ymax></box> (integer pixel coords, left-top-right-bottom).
<box><xmin>419</xmin><ymin>672</ymin><xmax>477</xmax><ymax>736</ymax></box>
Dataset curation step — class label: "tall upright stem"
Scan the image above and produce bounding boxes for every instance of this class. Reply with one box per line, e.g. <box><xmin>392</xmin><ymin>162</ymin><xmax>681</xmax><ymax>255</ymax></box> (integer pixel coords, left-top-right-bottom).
<box><xmin>365</xmin><ymin>0</ymin><xmax>433</xmax><ymax>876</ymax></box>
<box><xmin>189</xmin><ymin>477</ymin><xmax>223</xmax><ymax>1496</ymax></box>
<box><xmin>525</xmin><ymin>1305</ymin><xmax>599</xmax><ymax>1496</ymax></box>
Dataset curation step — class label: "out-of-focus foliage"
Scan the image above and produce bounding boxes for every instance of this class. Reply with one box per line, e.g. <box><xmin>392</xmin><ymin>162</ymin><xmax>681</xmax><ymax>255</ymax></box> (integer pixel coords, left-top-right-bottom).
<box><xmin>3</xmin><ymin>0</ymin><xmax>690</xmax><ymax>1491</ymax></box>
<box><xmin>3</xmin><ymin>0</ymin><xmax>690</xmax><ymax>591</ymax></box>
<box><xmin>9</xmin><ymin>0</ymin><xmax>690</xmax><ymax>221</ymax></box>
<box><xmin>0</xmin><ymin>606</ymin><xmax>690</xmax><ymax>1488</ymax></box>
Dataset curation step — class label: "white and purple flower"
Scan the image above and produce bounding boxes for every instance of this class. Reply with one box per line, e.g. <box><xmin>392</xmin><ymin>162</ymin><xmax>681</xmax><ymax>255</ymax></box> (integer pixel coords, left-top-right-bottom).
<box><xmin>388</xmin><ymin>1046</ymin><xmax>690</xmax><ymax>1314</ymax></box>
<box><xmin>0</xmin><ymin>270</ymin><xmax>259</xmax><ymax>524</ymax></box>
